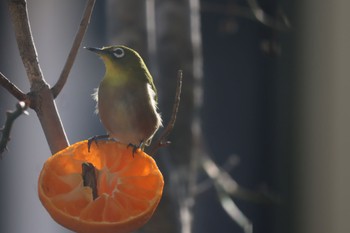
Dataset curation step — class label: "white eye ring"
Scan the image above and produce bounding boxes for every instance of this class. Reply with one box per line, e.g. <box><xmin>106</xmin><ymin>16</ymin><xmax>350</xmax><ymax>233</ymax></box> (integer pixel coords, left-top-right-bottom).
<box><xmin>112</xmin><ymin>48</ymin><xmax>125</xmax><ymax>58</ymax></box>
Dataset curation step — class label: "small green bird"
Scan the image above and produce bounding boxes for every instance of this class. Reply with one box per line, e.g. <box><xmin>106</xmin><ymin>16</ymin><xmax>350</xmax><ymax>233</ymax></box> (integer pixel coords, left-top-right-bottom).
<box><xmin>85</xmin><ymin>45</ymin><xmax>162</xmax><ymax>150</ymax></box>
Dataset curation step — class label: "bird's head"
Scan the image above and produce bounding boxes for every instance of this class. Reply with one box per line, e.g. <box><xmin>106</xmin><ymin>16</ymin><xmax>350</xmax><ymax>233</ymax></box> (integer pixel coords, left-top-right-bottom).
<box><xmin>84</xmin><ymin>45</ymin><xmax>146</xmax><ymax>74</ymax></box>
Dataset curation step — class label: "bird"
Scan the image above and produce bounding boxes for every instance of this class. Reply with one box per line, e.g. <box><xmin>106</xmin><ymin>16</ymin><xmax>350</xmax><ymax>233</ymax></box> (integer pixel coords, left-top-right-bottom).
<box><xmin>85</xmin><ymin>45</ymin><xmax>162</xmax><ymax>152</ymax></box>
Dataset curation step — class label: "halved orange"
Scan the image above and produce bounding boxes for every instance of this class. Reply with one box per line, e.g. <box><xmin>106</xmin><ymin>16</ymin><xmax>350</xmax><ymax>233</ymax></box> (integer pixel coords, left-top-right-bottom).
<box><xmin>38</xmin><ymin>140</ymin><xmax>164</xmax><ymax>233</ymax></box>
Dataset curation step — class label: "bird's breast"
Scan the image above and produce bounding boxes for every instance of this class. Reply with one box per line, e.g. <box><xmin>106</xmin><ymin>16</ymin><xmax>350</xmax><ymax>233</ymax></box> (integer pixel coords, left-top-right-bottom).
<box><xmin>97</xmin><ymin>78</ymin><xmax>161</xmax><ymax>145</ymax></box>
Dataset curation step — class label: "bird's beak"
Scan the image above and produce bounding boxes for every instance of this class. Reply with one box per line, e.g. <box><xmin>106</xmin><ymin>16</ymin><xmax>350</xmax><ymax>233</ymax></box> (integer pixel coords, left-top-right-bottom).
<box><xmin>84</xmin><ymin>47</ymin><xmax>106</xmax><ymax>55</ymax></box>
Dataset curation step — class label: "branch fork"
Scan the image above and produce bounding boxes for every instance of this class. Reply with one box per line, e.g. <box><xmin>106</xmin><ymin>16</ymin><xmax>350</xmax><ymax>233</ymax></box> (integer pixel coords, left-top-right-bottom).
<box><xmin>0</xmin><ymin>0</ymin><xmax>96</xmax><ymax>155</ymax></box>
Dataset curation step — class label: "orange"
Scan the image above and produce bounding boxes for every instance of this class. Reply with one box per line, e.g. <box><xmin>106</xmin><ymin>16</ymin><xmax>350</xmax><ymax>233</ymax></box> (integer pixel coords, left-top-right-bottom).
<box><xmin>38</xmin><ymin>140</ymin><xmax>164</xmax><ymax>233</ymax></box>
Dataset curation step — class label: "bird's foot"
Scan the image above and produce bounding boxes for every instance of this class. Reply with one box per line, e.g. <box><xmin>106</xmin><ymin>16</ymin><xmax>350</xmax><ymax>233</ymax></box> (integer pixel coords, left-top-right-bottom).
<box><xmin>127</xmin><ymin>141</ymin><xmax>145</xmax><ymax>157</ymax></box>
<box><xmin>87</xmin><ymin>135</ymin><xmax>111</xmax><ymax>152</ymax></box>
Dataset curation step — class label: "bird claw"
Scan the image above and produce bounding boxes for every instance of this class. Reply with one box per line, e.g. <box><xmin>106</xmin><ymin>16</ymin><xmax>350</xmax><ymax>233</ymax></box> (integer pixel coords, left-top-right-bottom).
<box><xmin>87</xmin><ymin>135</ymin><xmax>110</xmax><ymax>152</ymax></box>
<box><xmin>127</xmin><ymin>142</ymin><xmax>144</xmax><ymax>157</ymax></box>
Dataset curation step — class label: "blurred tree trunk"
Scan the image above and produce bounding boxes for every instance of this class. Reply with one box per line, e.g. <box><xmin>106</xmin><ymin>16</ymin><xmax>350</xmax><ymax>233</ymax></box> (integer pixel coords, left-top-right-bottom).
<box><xmin>105</xmin><ymin>0</ymin><xmax>199</xmax><ymax>232</ymax></box>
<box><xmin>154</xmin><ymin>1</ymin><xmax>201</xmax><ymax>233</ymax></box>
<box><xmin>106</xmin><ymin>0</ymin><xmax>148</xmax><ymax>58</ymax></box>
<box><xmin>155</xmin><ymin>0</ymin><xmax>194</xmax><ymax>164</ymax></box>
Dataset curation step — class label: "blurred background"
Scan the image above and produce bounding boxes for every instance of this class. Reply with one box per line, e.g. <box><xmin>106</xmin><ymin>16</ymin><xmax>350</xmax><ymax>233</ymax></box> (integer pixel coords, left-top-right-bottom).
<box><xmin>1</xmin><ymin>0</ymin><xmax>350</xmax><ymax>233</ymax></box>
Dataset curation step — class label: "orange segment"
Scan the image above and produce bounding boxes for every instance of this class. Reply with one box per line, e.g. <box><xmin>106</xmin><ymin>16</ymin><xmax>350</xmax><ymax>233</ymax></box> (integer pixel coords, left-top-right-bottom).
<box><xmin>38</xmin><ymin>140</ymin><xmax>164</xmax><ymax>233</ymax></box>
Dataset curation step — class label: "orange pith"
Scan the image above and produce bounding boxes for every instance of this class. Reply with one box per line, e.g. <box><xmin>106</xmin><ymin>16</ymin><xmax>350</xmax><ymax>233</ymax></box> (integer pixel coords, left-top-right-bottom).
<box><xmin>38</xmin><ymin>140</ymin><xmax>164</xmax><ymax>233</ymax></box>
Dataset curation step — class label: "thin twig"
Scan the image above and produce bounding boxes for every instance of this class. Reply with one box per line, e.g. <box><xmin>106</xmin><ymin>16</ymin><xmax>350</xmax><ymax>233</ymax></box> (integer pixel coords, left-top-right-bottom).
<box><xmin>246</xmin><ymin>0</ymin><xmax>291</xmax><ymax>31</ymax></box>
<box><xmin>0</xmin><ymin>101</ymin><xmax>28</xmax><ymax>157</ymax></box>
<box><xmin>149</xmin><ymin>70</ymin><xmax>183</xmax><ymax>156</ymax></box>
<box><xmin>51</xmin><ymin>0</ymin><xmax>96</xmax><ymax>98</ymax></box>
<box><xmin>201</xmin><ymin>153</ymin><xmax>280</xmax><ymax>204</ymax></box>
<box><xmin>214</xmin><ymin>181</ymin><xmax>253</xmax><ymax>233</ymax></box>
<box><xmin>201</xmin><ymin>1</ymin><xmax>290</xmax><ymax>31</ymax></box>
<box><xmin>0</xmin><ymin>72</ymin><xmax>27</xmax><ymax>101</ymax></box>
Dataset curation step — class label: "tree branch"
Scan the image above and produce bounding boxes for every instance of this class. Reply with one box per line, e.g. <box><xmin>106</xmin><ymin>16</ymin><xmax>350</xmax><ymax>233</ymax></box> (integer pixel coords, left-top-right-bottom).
<box><xmin>8</xmin><ymin>0</ymin><xmax>68</xmax><ymax>154</ymax></box>
<box><xmin>51</xmin><ymin>0</ymin><xmax>96</xmax><ymax>98</ymax></box>
<box><xmin>149</xmin><ymin>70</ymin><xmax>183</xmax><ymax>156</ymax></box>
<box><xmin>201</xmin><ymin>1</ymin><xmax>290</xmax><ymax>31</ymax></box>
<box><xmin>201</xmin><ymin>152</ymin><xmax>280</xmax><ymax>204</ymax></box>
<box><xmin>8</xmin><ymin>0</ymin><xmax>43</xmax><ymax>85</ymax></box>
<box><xmin>0</xmin><ymin>101</ymin><xmax>28</xmax><ymax>157</ymax></box>
<box><xmin>0</xmin><ymin>72</ymin><xmax>27</xmax><ymax>101</ymax></box>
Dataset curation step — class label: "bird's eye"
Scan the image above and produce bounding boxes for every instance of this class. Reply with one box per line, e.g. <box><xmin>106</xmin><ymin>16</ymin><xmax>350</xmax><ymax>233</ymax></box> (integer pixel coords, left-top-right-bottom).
<box><xmin>112</xmin><ymin>48</ymin><xmax>125</xmax><ymax>58</ymax></box>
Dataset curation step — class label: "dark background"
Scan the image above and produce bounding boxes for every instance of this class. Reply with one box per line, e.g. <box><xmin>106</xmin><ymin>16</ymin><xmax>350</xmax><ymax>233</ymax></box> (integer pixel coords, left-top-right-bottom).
<box><xmin>198</xmin><ymin>1</ymin><xmax>292</xmax><ymax>233</ymax></box>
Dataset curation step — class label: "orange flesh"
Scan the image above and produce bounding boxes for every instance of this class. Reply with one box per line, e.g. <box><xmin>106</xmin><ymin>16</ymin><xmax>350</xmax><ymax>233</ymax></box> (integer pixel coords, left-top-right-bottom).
<box><xmin>38</xmin><ymin>140</ymin><xmax>163</xmax><ymax>233</ymax></box>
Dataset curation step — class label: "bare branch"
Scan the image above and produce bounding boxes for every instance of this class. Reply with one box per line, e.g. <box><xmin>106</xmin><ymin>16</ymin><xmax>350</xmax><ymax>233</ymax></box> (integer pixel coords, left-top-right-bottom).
<box><xmin>201</xmin><ymin>1</ymin><xmax>290</xmax><ymax>31</ymax></box>
<box><xmin>0</xmin><ymin>101</ymin><xmax>28</xmax><ymax>157</ymax></box>
<box><xmin>51</xmin><ymin>0</ymin><xmax>96</xmax><ymax>98</ymax></box>
<box><xmin>201</xmin><ymin>153</ymin><xmax>280</xmax><ymax>204</ymax></box>
<box><xmin>214</xmin><ymin>182</ymin><xmax>253</xmax><ymax>233</ymax></box>
<box><xmin>8</xmin><ymin>0</ymin><xmax>69</xmax><ymax>154</ymax></box>
<box><xmin>8</xmin><ymin>0</ymin><xmax>43</xmax><ymax>84</ymax></box>
<box><xmin>246</xmin><ymin>0</ymin><xmax>291</xmax><ymax>31</ymax></box>
<box><xmin>149</xmin><ymin>70</ymin><xmax>183</xmax><ymax>156</ymax></box>
<box><xmin>0</xmin><ymin>72</ymin><xmax>27</xmax><ymax>101</ymax></box>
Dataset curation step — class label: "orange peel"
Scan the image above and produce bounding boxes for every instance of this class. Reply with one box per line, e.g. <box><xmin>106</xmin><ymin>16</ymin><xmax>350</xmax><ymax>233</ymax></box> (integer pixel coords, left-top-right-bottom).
<box><xmin>38</xmin><ymin>140</ymin><xmax>164</xmax><ymax>233</ymax></box>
